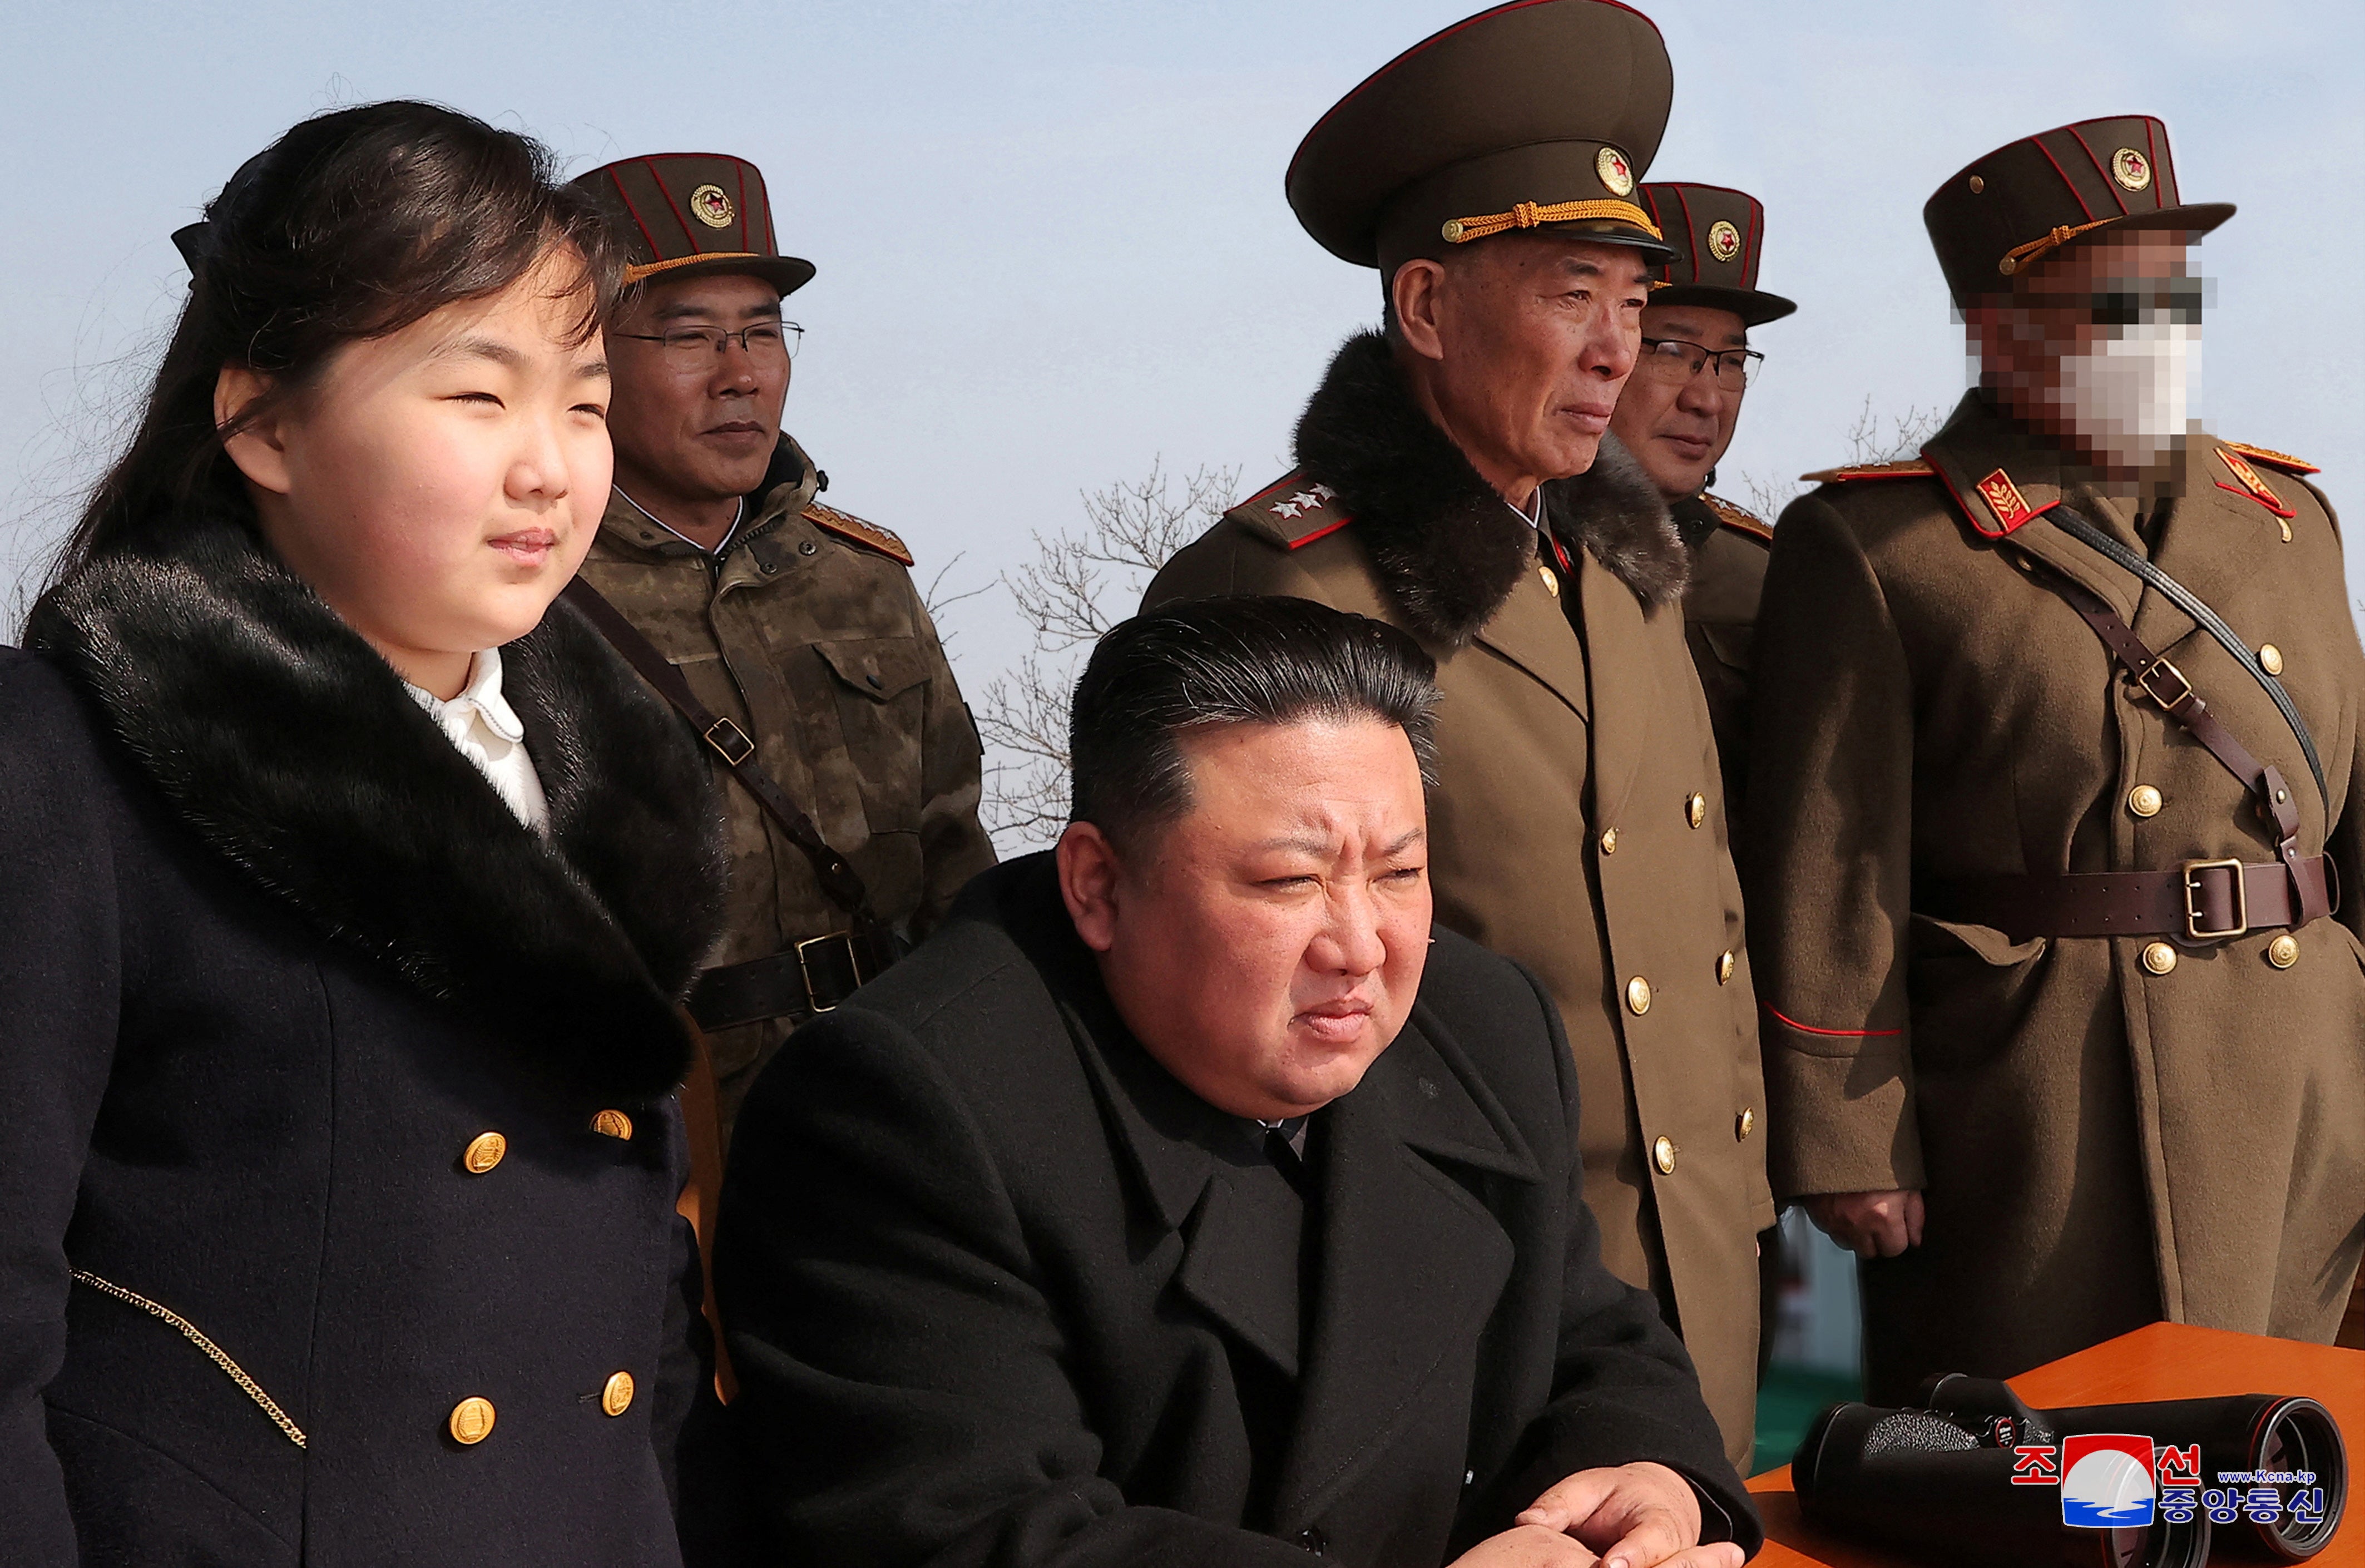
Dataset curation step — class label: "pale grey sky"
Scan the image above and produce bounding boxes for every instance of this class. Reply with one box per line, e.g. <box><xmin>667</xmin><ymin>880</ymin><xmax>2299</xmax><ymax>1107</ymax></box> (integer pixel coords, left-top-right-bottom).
<box><xmin>4</xmin><ymin>0</ymin><xmax>2359</xmax><ymax>690</ymax></box>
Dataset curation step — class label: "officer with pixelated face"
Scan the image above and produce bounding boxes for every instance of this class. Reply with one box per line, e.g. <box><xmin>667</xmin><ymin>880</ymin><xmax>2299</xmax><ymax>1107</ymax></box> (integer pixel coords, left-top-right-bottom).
<box><xmin>1745</xmin><ymin>117</ymin><xmax>2365</xmax><ymax>1400</ymax></box>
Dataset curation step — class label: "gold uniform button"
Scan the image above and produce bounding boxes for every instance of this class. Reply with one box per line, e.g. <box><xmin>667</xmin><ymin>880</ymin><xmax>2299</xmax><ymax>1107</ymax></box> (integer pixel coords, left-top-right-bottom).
<box><xmin>2127</xmin><ymin>784</ymin><xmax>2163</xmax><ymax>819</ymax></box>
<box><xmin>1716</xmin><ymin>950</ymin><xmax>1736</xmax><ymax>986</ymax></box>
<box><xmin>461</xmin><ymin>1131</ymin><xmax>507</xmax><ymax>1175</ymax></box>
<box><xmin>2267</xmin><ymin>933</ymin><xmax>2299</xmax><ymax>970</ymax></box>
<box><xmin>1685</xmin><ymin>792</ymin><xmax>1708</xmax><ymax>829</ymax></box>
<box><xmin>1538</xmin><ymin>563</ymin><xmax>1560</xmax><ymax>597</ymax></box>
<box><xmin>1653</xmin><ymin>1135</ymin><xmax>1678</xmax><ymax>1175</ymax></box>
<box><xmin>601</xmin><ymin>1371</ymin><xmax>636</xmax><ymax>1417</ymax></box>
<box><xmin>1736</xmin><ymin>1107</ymin><xmax>1756</xmax><ymax>1140</ymax></box>
<box><xmin>591</xmin><ymin>1109</ymin><xmax>634</xmax><ymax>1141</ymax></box>
<box><xmin>2140</xmin><ymin>942</ymin><xmax>2179</xmax><ymax>976</ymax></box>
<box><xmin>1625</xmin><ymin>976</ymin><xmax>1652</xmax><ymax>1015</ymax></box>
<box><xmin>1599</xmin><ymin>827</ymin><xmax>1619</xmax><ymax>855</ymax></box>
<box><xmin>448</xmin><ymin>1396</ymin><xmax>496</xmax><ymax>1446</ymax></box>
<box><xmin>2259</xmin><ymin>644</ymin><xmax>2284</xmax><ymax>676</ymax></box>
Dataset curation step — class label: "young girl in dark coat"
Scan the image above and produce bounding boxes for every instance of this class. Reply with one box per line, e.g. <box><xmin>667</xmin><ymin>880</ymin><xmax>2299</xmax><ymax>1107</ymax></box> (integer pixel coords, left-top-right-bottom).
<box><xmin>0</xmin><ymin>102</ymin><xmax>728</xmax><ymax>1565</ymax></box>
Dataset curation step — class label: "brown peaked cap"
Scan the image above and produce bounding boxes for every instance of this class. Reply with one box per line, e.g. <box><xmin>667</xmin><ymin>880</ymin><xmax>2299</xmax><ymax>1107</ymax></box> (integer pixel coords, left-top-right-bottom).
<box><xmin>1288</xmin><ymin>0</ymin><xmax>1679</xmax><ymax>277</ymax></box>
<box><xmin>1639</xmin><ymin>182</ymin><xmax>1795</xmax><ymax>326</ymax></box>
<box><xmin>1924</xmin><ymin>116</ymin><xmax>2232</xmax><ymax>304</ymax></box>
<box><xmin>570</xmin><ymin>154</ymin><xmax>815</xmax><ymax>298</ymax></box>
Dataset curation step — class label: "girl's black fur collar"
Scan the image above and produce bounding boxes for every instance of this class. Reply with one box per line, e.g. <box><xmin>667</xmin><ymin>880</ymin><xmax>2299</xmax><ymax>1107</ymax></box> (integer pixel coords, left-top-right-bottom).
<box><xmin>1293</xmin><ymin>331</ymin><xmax>1686</xmax><ymax>645</ymax></box>
<box><xmin>28</xmin><ymin>502</ymin><xmax>728</xmax><ymax>1106</ymax></box>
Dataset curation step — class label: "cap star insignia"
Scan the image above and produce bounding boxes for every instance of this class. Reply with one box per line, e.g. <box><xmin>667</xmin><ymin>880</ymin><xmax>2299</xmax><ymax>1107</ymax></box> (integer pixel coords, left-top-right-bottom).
<box><xmin>688</xmin><ymin>183</ymin><xmax>736</xmax><ymax>229</ymax></box>
<box><xmin>1596</xmin><ymin>145</ymin><xmax>1634</xmax><ymax>196</ymax></box>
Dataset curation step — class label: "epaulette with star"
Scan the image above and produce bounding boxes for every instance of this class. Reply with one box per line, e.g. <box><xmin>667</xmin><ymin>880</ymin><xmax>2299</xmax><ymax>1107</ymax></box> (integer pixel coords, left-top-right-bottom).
<box><xmin>1226</xmin><ymin>470</ymin><xmax>1353</xmax><ymax>550</ymax></box>
<box><xmin>1700</xmin><ymin>491</ymin><xmax>1773</xmax><ymax>542</ymax></box>
<box><xmin>1798</xmin><ymin>458</ymin><xmax>1937</xmax><ymax>484</ymax></box>
<box><xmin>2220</xmin><ymin>441</ymin><xmax>2318</xmax><ymax>477</ymax></box>
<box><xmin>803</xmin><ymin>499</ymin><xmax>913</xmax><ymax>567</ymax></box>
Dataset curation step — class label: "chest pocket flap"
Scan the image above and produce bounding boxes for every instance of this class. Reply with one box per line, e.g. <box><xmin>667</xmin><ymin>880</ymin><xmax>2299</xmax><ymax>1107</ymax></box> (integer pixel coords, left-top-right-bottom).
<box><xmin>814</xmin><ymin>637</ymin><xmax>931</xmax><ymax>703</ymax></box>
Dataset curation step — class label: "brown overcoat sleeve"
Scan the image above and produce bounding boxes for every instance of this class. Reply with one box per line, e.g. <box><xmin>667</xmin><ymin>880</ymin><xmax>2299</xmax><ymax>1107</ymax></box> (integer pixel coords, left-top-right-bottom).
<box><xmin>2308</xmin><ymin>483</ymin><xmax>2365</xmax><ymax>952</ymax></box>
<box><xmin>1743</xmin><ymin>493</ymin><xmax>1927</xmax><ymax>1199</ymax></box>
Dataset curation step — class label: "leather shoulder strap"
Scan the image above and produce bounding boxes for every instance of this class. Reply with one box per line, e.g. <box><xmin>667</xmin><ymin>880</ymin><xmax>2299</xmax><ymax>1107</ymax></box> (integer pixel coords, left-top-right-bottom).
<box><xmin>2002</xmin><ymin>545</ymin><xmax>2332</xmax><ymax>926</ymax></box>
<box><xmin>559</xmin><ymin>578</ymin><xmax>878</xmax><ymax>923</ymax></box>
<box><xmin>2045</xmin><ymin>504</ymin><xmax>2328</xmax><ymax>814</ymax></box>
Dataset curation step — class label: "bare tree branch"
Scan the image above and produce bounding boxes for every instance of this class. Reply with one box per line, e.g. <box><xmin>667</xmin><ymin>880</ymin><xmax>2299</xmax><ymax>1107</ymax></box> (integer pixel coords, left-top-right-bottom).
<box><xmin>919</xmin><ymin>551</ymin><xmax>993</xmax><ymax>654</ymax></box>
<box><xmin>976</xmin><ymin>458</ymin><xmax>1240</xmax><ymax>853</ymax></box>
<box><xmin>1735</xmin><ymin>397</ymin><xmax>1948</xmax><ymax>534</ymax></box>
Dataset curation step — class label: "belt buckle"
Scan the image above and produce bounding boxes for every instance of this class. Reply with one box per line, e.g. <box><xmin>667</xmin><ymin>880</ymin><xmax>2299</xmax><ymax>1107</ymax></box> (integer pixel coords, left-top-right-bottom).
<box><xmin>2181</xmin><ymin>858</ymin><xmax>2248</xmax><ymax>941</ymax></box>
<box><xmin>2136</xmin><ymin>656</ymin><xmax>2195</xmax><ymax>712</ymax></box>
<box><xmin>703</xmin><ymin>717</ymin><xmax>755</xmax><ymax>766</ymax></box>
<box><xmin>794</xmin><ymin>930</ymin><xmax>868</xmax><ymax>1013</ymax></box>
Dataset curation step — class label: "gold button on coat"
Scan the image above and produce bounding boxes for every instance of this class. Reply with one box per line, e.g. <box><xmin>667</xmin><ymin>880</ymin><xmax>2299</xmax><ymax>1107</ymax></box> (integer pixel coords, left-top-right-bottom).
<box><xmin>591</xmin><ymin>1109</ymin><xmax>634</xmax><ymax>1140</ymax></box>
<box><xmin>2140</xmin><ymin>942</ymin><xmax>2179</xmax><ymax>976</ymax></box>
<box><xmin>1652</xmin><ymin>1135</ymin><xmax>1678</xmax><ymax>1174</ymax></box>
<box><xmin>601</xmin><ymin>1371</ymin><xmax>636</xmax><ymax>1417</ymax></box>
<box><xmin>1736</xmin><ymin>1107</ymin><xmax>1756</xmax><ymax>1140</ymax></box>
<box><xmin>448</xmin><ymin>1397</ymin><xmax>496</xmax><ymax>1445</ymax></box>
<box><xmin>2267</xmin><ymin>933</ymin><xmax>2299</xmax><ymax>969</ymax></box>
<box><xmin>1685</xmin><ymin>792</ymin><xmax>1708</xmax><ymax>829</ymax></box>
<box><xmin>2127</xmin><ymin>784</ymin><xmax>2163</xmax><ymax>818</ymax></box>
<box><xmin>1598</xmin><ymin>827</ymin><xmax>1619</xmax><ymax>855</ymax></box>
<box><xmin>461</xmin><ymin>1132</ymin><xmax>506</xmax><ymax>1175</ymax></box>
<box><xmin>2259</xmin><ymin>643</ymin><xmax>2284</xmax><ymax>676</ymax></box>
<box><xmin>1625</xmin><ymin>976</ymin><xmax>1652</xmax><ymax>1015</ymax></box>
<box><xmin>1538</xmin><ymin>563</ymin><xmax>1558</xmax><ymax>597</ymax></box>
<box><xmin>1716</xmin><ymin>950</ymin><xmax>1736</xmax><ymax>986</ymax></box>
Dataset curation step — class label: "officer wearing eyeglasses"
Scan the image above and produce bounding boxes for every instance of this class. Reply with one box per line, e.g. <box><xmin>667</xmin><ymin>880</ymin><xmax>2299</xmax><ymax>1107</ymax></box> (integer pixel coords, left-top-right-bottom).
<box><xmin>1607</xmin><ymin>184</ymin><xmax>1794</xmax><ymax>823</ymax></box>
<box><xmin>569</xmin><ymin>154</ymin><xmax>996</xmax><ymax>1149</ymax></box>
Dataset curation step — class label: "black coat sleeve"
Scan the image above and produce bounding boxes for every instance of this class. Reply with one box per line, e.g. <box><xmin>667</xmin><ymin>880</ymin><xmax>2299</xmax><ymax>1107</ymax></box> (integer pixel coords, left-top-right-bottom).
<box><xmin>1491</xmin><ymin>961</ymin><xmax>1763</xmax><ymax>1555</ymax></box>
<box><xmin>0</xmin><ymin>651</ymin><xmax>125</xmax><ymax>1565</ymax></box>
<box><xmin>714</xmin><ymin>1005</ymin><xmax>1328</xmax><ymax>1568</ymax></box>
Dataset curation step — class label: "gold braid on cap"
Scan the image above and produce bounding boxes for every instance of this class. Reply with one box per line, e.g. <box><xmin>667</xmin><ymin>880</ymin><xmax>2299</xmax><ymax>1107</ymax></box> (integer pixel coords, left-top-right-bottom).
<box><xmin>622</xmin><ymin>252</ymin><xmax>765</xmax><ymax>284</ymax></box>
<box><xmin>1997</xmin><ymin>220</ymin><xmax>2112</xmax><ymax>276</ymax></box>
<box><xmin>1441</xmin><ymin>199</ymin><xmax>1663</xmax><ymax>245</ymax></box>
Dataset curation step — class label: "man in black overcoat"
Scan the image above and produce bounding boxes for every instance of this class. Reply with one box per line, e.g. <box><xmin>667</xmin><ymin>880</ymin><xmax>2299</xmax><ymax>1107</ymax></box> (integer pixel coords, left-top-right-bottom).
<box><xmin>713</xmin><ymin>597</ymin><xmax>1758</xmax><ymax>1568</ymax></box>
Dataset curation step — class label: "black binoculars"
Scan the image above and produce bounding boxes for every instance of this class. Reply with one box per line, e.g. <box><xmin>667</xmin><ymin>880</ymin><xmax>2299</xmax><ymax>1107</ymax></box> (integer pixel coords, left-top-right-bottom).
<box><xmin>1792</xmin><ymin>1373</ymin><xmax>2347</xmax><ymax>1566</ymax></box>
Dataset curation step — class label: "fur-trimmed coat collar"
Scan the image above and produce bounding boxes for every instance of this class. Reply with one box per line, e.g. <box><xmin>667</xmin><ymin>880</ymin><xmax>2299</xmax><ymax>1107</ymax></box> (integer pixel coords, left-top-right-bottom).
<box><xmin>27</xmin><ymin>502</ymin><xmax>728</xmax><ymax>1106</ymax></box>
<box><xmin>1294</xmin><ymin>331</ymin><xmax>1686</xmax><ymax>645</ymax></box>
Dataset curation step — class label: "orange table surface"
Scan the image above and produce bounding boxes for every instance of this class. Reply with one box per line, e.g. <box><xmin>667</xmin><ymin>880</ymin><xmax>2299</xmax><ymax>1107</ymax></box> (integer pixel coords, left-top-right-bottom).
<box><xmin>1746</xmin><ymin>1322</ymin><xmax>2365</xmax><ymax>1566</ymax></box>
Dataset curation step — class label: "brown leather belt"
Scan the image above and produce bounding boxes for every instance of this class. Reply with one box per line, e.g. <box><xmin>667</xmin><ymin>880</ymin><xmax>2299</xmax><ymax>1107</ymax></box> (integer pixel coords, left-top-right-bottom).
<box><xmin>687</xmin><ymin>926</ymin><xmax>901</xmax><ymax>1031</ymax></box>
<box><xmin>1921</xmin><ymin>855</ymin><xmax>2337</xmax><ymax>944</ymax></box>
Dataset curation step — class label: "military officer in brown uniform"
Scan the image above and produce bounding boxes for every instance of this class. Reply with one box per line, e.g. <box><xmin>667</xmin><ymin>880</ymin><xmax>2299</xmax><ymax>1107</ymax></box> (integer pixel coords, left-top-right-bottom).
<box><xmin>572</xmin><ymin>154</ymin><xmax>996</xmax><ymax>1141</ymax></box>
<box><xmin>1609</xmin><ymin>184</ymin><xmax>1794</xmax><ymax>817</ymax></box>
<box><xmin>1145</xmin><ymin>0</ymin><xmax>1771</xmax><ymax>1470</ymax></box>
<box><xmin>1745</xmin><ymin>117</ymin><xmax>2365</xmax><ymax>1401</ymax></box>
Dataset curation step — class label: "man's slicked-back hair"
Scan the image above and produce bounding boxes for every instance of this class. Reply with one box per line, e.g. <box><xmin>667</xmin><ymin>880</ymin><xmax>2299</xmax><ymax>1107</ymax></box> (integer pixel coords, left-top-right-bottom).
<box><xmin>1070</xmin><ymin>596</ymin><xmax>1442</xmax><ymax>853</ymax></box>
